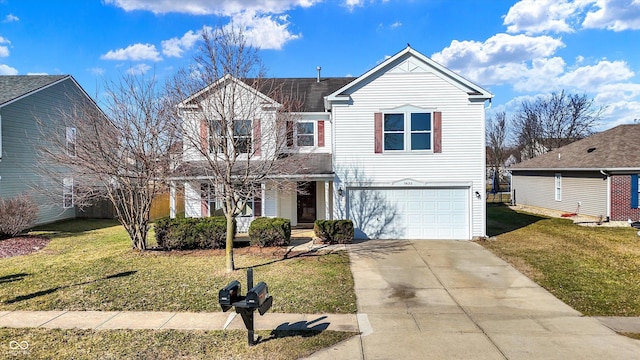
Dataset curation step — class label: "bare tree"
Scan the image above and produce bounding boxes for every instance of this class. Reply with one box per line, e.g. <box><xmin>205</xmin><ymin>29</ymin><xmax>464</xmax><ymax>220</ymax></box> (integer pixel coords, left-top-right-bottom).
<box><xmin>512</xmin><ymin>90</ymin><xmax>604</xmax><ymax>159</ymax></box>
<box><xmin>37</xmin><ymin>74</ymin><xmax>176</xmax><ymax>250</ymax></box>
<box><xmin>486</xmin><ymin>111</ymin><xmax>509</xmax><ymax>177</ymax></box>
<box><xmin>167</xmin><ymin>26</ymin><xmax>307</xmax><ymax>272</ymax></box>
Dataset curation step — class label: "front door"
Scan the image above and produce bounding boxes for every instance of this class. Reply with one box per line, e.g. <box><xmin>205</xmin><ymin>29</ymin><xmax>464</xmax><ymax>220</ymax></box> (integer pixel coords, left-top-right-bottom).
<box><xmin>297</xmin><ymin>182</ymin><xmax>317</xmax><ymax>223</ymax></box>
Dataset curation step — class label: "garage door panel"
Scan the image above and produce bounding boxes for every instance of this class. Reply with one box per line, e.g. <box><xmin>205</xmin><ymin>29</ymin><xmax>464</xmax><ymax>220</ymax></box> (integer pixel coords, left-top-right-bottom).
<box><xmin>348</xmin><ymin>187</ymin><xmax>469</xmax><ymax>240</ymax></box>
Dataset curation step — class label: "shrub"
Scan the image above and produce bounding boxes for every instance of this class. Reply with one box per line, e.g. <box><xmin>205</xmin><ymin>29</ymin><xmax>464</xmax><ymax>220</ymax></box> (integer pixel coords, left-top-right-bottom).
<box><xmin>314</xmin><ymin>220</ymin><xmax>354</xmax><ymax>244</ymax></box>
<box><xmin>248</xmin><ymin>217</ymin><xmax>291</xmax><ymax>247</ymax></box>
<box><xmin>154</xmin><ymin>216</ymin><xmax>235</xmax><ymax>250</ymax></box>
<box><xmin>0</xmin><ymin>194</ymin><xmax>39</xmax><ymax>239</ymax></box>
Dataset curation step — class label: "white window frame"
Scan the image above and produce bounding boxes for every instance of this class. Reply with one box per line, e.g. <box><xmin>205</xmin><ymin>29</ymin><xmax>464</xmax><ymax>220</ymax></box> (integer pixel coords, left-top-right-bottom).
<box><xmin>382</xmin><ymin>109</ymin><xmax>433</xmax><ymax>152</ymax></box>
<box><xmin>63</xmin><ymin>177</ymin><xmax>74</xmax><ymax>209</ymax></box>
<box><xmin>555</xmin><ymin>173</ymin><xmax>562</xmax><ymax>201</ymax></box>
<box><xmin>208</xmin><ymin>120</ymin><xmax>253</xmax><ymax>155</ymax></box>
<box><xmin>294</xmin><ymin>121</ymin><xmax>316</xmax><ymax>147</ymax></box>
<box><xmin>66</xmin><ymin>127</ymin><xmax>77</xmax><ymax>157</ymax></box>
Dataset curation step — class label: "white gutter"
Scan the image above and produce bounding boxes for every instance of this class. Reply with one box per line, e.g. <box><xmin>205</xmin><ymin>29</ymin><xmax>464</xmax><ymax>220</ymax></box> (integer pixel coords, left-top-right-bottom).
<box><xmin>510</xmin><ymin>167</ymin><xmax>640</xmax><ymax>172</ymax></box>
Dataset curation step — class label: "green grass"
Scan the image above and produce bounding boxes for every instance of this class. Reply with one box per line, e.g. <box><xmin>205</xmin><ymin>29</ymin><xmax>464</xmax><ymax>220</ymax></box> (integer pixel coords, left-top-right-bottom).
<box><xmin>481</xmin><ymin>205</ymin><xmax>640</xmax><ymax>316</ymax></box>
<box><xmin>0</xmin><ymin>328</ymin><xmax>356</xmax><ymax>359</ymax></box>
<box><xmin>0</xmin><ymin>219</ymin><xmax>356</xmax><ymax>314</ymax></box>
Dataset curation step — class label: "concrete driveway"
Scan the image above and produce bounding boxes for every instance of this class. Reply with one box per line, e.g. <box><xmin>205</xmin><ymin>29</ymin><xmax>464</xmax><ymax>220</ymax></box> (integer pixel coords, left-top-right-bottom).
<box><xmin>307</xmin><ymin>240</ymin><xmax>640</xmax><ymax>360</ymax></box>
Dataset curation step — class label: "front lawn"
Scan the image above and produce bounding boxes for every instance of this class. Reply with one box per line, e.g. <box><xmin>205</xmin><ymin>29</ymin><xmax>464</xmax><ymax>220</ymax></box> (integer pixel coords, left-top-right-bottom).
<box><xmin>0</xmin><ymin>219</ymin><xmax>356</xmax><ymax>314</ymax></box>
<box><xmin>481</xmin><ymin>205</ymin><xmax>640</xmax><ymax>317</ymax></box>
<box><xmin>0</xmin><ymin>328</ymin><xmax>355</xmax><ymax>359</ymax></box>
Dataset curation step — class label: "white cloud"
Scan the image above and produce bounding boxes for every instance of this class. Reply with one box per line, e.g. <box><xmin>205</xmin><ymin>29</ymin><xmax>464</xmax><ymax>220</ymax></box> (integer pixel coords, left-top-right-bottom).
<box><xmin>89</xmin><ymin>67</ymin><xmax>105</xmax><ymax>75</ymax></box>
<box><xmin>558</xmin><ymin>60</ymin><xmax>634</xmax><ymax>88</ymax></box>
<box><xmin>101</xmin><ymin>43</ymin><xmax>162</xmax><ymax>61</ymax></box>
<box><xmin>583</xmin><ymin>0</ymin><xmax>640</xmax><ymax>31</ymax></box>
<box><xmin>27</xmin><ymin>72</ymin><xmax>49</xmax><ymax>75</ymax></box>
<box><xmin>0</xmin><ymin>36</ymin><xmax>9</xmax><ymax>57</ymax></box>
<box><xmin>103</xmin><ymin>0</ymin><xmax>319</xmax><ymax>15</ymax></box>
<box><xmin>503</xmin><ymin>0</ymin><xmax>590</xmax><ymax>34</ymax></box>
<box><xmin>229</xmin><ymin>11</ymin><xmax>301</xmax><ymax>50</ymax></box>
<box><xmin>0</xmin><ymin>64</ymin><xmax>18</xmax><ymax>75</ymax></box>
<box><xmin>432</xmin><ymin>33</ymin><xmax>564</xmax><ymax>72</ymax></box>
<box><xmin>3</xmin><ymin>14</ymin><xmax>19</xmax><ymax>22</ymax></box>
<box><xmin>127</xmin><ymin>63</ymin><xmax>151</xmax><ymax>75</ymax></box>
<box><xmin>162</xmin><ymin>29</ymin><xmax>201</xmax><ymax>57</ymax></box>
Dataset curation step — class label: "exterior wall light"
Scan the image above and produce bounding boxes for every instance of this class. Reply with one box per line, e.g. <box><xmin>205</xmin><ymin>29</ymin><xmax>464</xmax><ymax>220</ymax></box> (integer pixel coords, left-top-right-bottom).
<box><xmin>337</xmin><ymin>187</ymin><xmax>344</xmax><ymax>197</ymax></box>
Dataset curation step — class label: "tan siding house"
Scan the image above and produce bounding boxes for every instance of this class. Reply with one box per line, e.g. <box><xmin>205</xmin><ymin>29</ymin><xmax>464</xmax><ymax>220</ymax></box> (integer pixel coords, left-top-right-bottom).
<box><xmin>510</xmin><ymin>124</ymin><xmax>640</xmax><ymax>221</ymax></box>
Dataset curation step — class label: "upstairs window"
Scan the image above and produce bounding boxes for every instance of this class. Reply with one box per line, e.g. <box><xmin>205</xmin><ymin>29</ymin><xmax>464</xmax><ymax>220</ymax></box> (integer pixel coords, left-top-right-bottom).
<box><xmin>555</xmin><ymin>173</ymin><xmax>562</xmax><ymax>201</ymax></box>
<box><xmin>208</xmin><ymin>120</ymin><xmax>252</xmax><ymax>155</ymax></box>
<box><xmin>383</xmin><ymin>111</ymin><xmax>432</xmax><ymax>151</ymax></box>
<box><xmin>233</xmin><ymin>120</ymin><xmax>252</xmax><ymax>154</ymax></box>
<box><xmin>296</xmin><ymin>122</ymin><xmax>315</xmax><ymax>147</ymax></box>
<box><xmin>66</xmin><ymin>127</ymin><xmax>76</xmax><ymax>156</ymax></box>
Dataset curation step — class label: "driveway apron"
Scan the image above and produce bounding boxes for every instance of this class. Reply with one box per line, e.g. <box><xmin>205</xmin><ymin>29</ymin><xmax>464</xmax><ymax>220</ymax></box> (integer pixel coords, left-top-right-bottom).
<box><xmin>340</xmin><ymin>239</ymin><xmax>640</xmax><ymax>360</ymax></box>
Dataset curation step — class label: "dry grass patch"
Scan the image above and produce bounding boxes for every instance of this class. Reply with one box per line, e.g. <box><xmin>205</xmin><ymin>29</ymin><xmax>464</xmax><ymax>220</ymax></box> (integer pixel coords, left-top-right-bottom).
<box><xmin>481</xmin><ymin>205</ymin><xmax>640</xmax><ymax>317</ymax></box>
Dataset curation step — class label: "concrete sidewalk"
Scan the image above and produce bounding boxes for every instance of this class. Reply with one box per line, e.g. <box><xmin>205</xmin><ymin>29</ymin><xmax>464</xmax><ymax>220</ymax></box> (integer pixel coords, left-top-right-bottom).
<box><xmin>0</xmin><ymin>310</ymin><xmax>358</xmax><ymax>332</ymax></box>
<box><xmin>305</xmin><ymin>240</ymin><xmax>640</xmax><ymax>360</ymax></box>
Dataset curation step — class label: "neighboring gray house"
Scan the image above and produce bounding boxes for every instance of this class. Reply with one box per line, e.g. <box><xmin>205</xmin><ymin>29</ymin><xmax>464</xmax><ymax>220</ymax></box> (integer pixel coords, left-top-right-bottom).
<box><xmin>0</xmin><ymin>75</ymin><xmax>96</xmax><ymax>225</ymax></box>
<box><xmin>510</xmin><ymin>124</ymin><xmax>640</xmax><ymax>221</ymax></box>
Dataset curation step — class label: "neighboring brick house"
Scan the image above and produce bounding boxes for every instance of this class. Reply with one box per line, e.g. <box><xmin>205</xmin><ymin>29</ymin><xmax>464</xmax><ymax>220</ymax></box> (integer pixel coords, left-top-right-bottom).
<box><xmin>510</xmin><ymin>124</ymin><xmax>640</xmax><ymax>221</ymax></box>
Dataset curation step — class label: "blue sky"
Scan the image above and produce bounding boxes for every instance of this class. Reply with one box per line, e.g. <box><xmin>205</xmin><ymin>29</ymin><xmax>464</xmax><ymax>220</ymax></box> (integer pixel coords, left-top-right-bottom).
<box><xmin>1</xmin><ymin>0</ymin><xmax>639</xmax><ymax>130</ymax></box>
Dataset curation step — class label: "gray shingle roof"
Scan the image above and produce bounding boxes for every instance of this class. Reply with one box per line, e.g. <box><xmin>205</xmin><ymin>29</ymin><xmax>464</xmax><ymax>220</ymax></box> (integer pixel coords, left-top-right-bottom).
<box><xmin>510</xmin><ymin>124</ymin><xmax>640</xmax><ymax>170</ymax></box>
<box><xmin>0</xmin><ymin>75</ymin><xmax>68</xmax><ymax>106</ymax></box>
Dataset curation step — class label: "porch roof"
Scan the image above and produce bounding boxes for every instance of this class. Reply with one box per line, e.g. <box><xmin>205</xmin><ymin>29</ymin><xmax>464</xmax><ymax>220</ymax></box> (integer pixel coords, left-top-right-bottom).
<box><xmin>170</xmin><ymin>153</ymin><xmax>334</xmax><ymax>181</ymax></box>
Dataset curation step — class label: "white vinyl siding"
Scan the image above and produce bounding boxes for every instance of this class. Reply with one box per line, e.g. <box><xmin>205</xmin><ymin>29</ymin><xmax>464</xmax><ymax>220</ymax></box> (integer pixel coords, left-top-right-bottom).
<box><xmin>512</xmin><ymin>172</ymin><xmax>608</xmax><ymax>218</ymax></box>
<box><xmin>332</xmin><ymin>67</ymin><xmax>487</xmax><ymax>239</ymax></box>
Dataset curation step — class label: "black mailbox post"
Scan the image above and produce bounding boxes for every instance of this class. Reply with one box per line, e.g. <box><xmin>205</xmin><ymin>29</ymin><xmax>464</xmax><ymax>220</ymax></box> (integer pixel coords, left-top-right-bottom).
<box><xmin>218</xmin><ymin>268</ymin><xmax>272</xmax><ymax>346</ymax></box>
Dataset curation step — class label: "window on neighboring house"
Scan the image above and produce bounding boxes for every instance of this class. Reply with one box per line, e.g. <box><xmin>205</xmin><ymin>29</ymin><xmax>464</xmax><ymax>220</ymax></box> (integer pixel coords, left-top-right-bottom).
<box><xmin>66</xmin><ymin>127</ymin><xmax>76</xmax><ymax>156</ymax></box>
<box><xmin>383</xmin><ymin>111</ymin><xmax>432</xmax><ymax>151</ymax></box>
<box><xmin>555</xmin><ymin>173</ymin><xmax>562</xmax><ymax>201</ymax></box>
<box><xmin>63</xmin><ymin>177</ymin><xmax>74</xmax><ymax>208</ymax></box>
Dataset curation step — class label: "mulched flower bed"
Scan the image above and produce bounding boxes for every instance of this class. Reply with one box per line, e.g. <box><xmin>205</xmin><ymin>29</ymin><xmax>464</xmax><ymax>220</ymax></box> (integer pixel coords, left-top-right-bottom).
<box><xmin>0</xmin><ymin>236</ymin><xmax>51</xmax><ymax>258</ymax></box>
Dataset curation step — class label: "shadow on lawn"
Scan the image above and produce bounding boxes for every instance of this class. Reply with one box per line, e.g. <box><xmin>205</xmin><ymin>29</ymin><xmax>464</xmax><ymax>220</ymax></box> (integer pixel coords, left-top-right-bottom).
<box><xmin>4</xmin><ymin>270</ymin><xmax>136</xmax><ymax>304</ymax></box>
<box><xmin>32</xmin><ymin>219</ymin><xmax>121</xmax><ymax>234</ymax></box>
<box><xmin>487</xmin><ymin>204</ymin><xmax>545</xmax><ymax>237</ymax></box>
<box><xmin>0</xmin><ymin>273</ymin><xmax>30</xmax><ymax>284</ymax></box>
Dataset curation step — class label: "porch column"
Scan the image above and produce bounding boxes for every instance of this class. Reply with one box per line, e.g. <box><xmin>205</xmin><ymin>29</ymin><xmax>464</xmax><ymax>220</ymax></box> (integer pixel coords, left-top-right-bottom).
<box><xmin>325</xmin><ymin>181</ymin><xmax>331</xmax><ymax>220</ymax></box>
<box><xmin>169</xmin><ymin>181</ymin><xmax>177</xmax><ymax>219</ymax></box>
<box><xmin>261</xmin><ymin>182</ymin><xmax>266</xmax><ymax>217</ymax></box>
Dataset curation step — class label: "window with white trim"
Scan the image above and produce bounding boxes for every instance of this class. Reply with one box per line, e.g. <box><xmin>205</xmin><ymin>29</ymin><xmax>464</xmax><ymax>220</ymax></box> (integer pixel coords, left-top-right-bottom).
<box><xmin>383</xmin><ymin>111</ymin><xmax>432</xmax><ymax>151</ymax></box>
<box><xmin>555</xmin><ymin>173</ymin><xmax>562</xmax><ymax>201</ymax></box>
<box><xmin>208</xmin><ymin>120</ymin><xmax>252</xmax><ymax>154</ymax></box>
<box><xmin>66</xmin><ymin>127</ymin><xmax>76</xmax><ymax>156</ymax></box>
<box><xmin>296</xmin><ymin>121</ymin><xmax>315</xmax><ymax>147</ymax></box>
<box><xmin>63</xmin><ymin>177</ymin><xmax>74</xmax><ymax>208</ymax></box>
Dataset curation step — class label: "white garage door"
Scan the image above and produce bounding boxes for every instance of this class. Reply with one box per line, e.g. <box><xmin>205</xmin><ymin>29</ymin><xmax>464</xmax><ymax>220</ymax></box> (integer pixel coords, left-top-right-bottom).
<box><xmin>347</xmin><ymin>187</ymin><xmax>469</xmax><ymax>240</ymax></box>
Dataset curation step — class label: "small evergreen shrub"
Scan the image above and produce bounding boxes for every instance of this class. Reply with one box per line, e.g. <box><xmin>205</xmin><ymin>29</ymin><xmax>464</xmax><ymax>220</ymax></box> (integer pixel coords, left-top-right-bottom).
<box><xmin>314</xmin><ymin>220</ymin><xmax>354</xmax><ymax>244</ymax></box>
<box><xmin>154</xmin><ymin>216</ymin><xmax>235</xmax><ymax>250</ymax></box>
<box><xmin>248</xmin><ymin>217</ymin><xmax>291</xmax><ymax>247</ymax></box>
<box><xmin>0</xmin><ymin>194</ymin><xmax>38</xmax><ymax>239</ymax></box>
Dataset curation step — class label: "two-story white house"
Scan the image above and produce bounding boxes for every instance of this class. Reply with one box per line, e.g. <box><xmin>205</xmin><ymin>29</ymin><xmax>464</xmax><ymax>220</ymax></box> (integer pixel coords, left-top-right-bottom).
<box><xmin>171</xmin><ymin>46</ymin><xmax>493</xmax><ymax>240</ymax></box>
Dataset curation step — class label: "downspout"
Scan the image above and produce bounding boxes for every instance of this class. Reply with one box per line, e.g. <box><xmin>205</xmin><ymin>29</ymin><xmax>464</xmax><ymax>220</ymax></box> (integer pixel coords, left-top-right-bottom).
<box><xmin>600</xmin><ymin>170</ymin><xmax>611</xmax><ymax>221</ymax></box>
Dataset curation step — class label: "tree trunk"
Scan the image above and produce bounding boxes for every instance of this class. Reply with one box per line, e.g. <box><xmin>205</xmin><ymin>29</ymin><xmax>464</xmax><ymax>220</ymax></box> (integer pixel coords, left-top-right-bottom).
<box><xmin>225</xmin><ymin>214</ymin><xmax>235</xmax><ymax>272</ymax></box>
